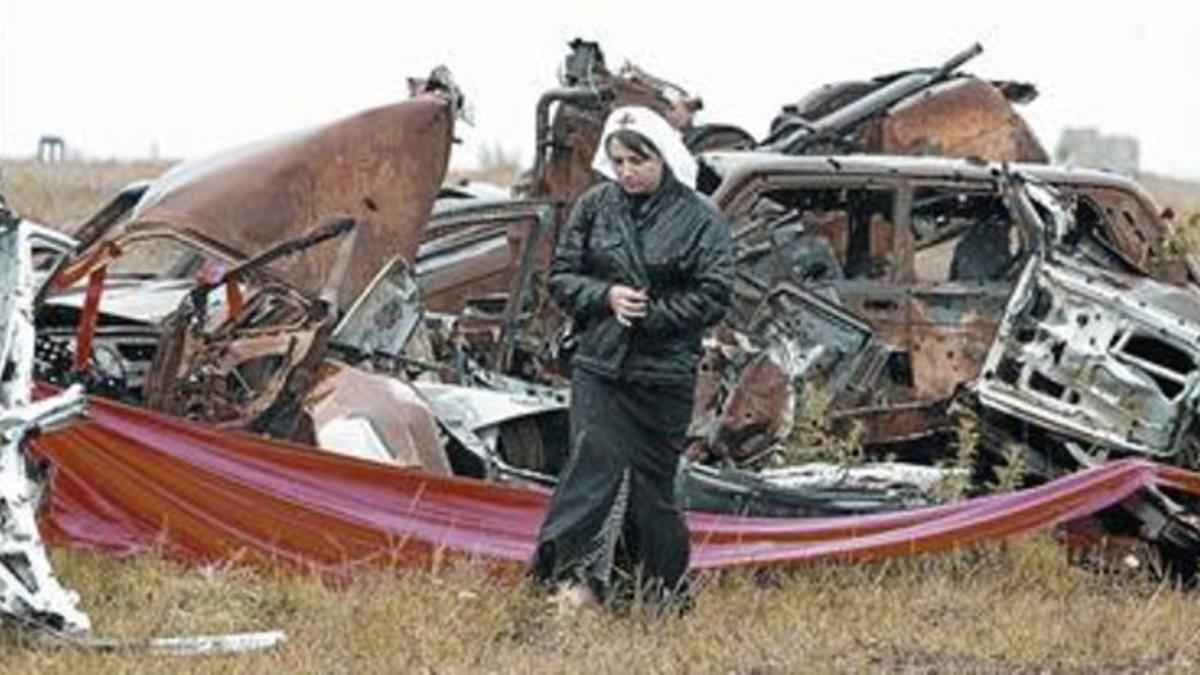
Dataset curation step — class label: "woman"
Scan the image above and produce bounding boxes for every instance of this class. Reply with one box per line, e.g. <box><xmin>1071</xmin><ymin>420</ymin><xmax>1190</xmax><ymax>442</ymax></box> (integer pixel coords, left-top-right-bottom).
<box><xmin>530</xmin><ymin>105</ymin><xmax>734</xmax><ymax>610</ymax></box>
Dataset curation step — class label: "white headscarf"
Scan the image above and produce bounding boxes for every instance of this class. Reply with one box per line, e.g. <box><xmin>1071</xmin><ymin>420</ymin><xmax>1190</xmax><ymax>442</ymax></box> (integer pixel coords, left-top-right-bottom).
<box><xmin>591</xmin><ymin>105</ymin><xmax>698</xmax><ymax>190</ymax></box>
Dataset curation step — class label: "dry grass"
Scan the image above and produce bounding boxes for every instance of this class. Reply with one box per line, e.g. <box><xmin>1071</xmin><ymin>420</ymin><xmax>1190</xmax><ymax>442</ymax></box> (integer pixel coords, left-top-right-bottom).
<box><xmin>1</xmin><ymin>159</ymin><xmax>174</xmax><ymax>228</ymax></box>
<box><xmin>0</xmin><ymin>540</ymin><xmax>1195</xmax><ymax>673</ymax></box>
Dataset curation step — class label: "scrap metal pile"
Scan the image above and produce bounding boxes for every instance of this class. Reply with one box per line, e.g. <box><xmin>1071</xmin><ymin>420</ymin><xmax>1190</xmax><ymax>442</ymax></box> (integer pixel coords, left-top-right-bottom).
<box><xmin>13</xmin><ymin>41</ymin><xmax>1200</xmax><ymax>587</ymax></box>
<box><xmin>0</xmin><ymin>197</ymin><xmax>89</xmax><ymax>632</ymax></box>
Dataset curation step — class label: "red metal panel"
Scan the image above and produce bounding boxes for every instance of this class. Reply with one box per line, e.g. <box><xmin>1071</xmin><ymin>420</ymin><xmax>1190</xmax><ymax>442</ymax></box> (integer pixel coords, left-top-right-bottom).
<box><xmin>29</xmin><ymin>391</ymin><xmax>1200</xmax><ymax>577</ymax></box>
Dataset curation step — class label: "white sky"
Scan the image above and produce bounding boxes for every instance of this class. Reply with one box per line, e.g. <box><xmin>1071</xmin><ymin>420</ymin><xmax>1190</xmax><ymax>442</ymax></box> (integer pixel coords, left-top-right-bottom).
<box><xmin>2</xmin><ymin>1</ymin><xmax>1197</xmax><ymax>178</ymax></box>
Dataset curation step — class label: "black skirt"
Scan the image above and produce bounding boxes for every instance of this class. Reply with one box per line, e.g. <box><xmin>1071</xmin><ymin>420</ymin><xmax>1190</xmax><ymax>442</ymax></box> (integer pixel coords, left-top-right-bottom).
<box><xmin>531</xmin><ymin>368</ymin><xmax>693</xmax><ymax>603</ymax></box>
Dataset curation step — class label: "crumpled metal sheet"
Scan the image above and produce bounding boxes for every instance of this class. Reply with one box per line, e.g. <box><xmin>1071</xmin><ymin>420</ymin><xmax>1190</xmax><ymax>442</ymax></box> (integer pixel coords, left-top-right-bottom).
<box><xmin>975</xmin><ymin>257</ymin><xmax>1200</xmax><ymax>461</ymax></box>
<box><xmin>0</xmin><ymin>216</ymin><xmax>91</xmax><ymax>632</ymax></box>
<box><xmin>121</xmin><ymin>94</ymin><xmax>456</xmax><ymax>311</ymax></box>
<box><xmin>29</xmin><ymin>391</ymin><xmax>1200</xmax><ymax>575</ymax></box>
<box><xmin>875</xmin><ymin>77</ymin><xmax>1048</xmax><ymax>162</ymax></box>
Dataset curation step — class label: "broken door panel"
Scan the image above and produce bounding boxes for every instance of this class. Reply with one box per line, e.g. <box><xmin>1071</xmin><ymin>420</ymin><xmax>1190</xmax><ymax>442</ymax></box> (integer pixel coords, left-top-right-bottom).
<box><xmin>975</xmin><ymin>259</ymin><xmax>1200</xmax><ymax>462</ymax></box>
<box><xmin>901</xmin><ymin>184</ymin><xmax>1030</xmax><ymax>400</ymax></box>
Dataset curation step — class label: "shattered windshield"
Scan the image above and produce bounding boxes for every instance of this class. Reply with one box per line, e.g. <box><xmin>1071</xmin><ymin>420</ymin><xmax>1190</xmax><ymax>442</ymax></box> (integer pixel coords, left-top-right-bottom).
<box><xmin>331</xmin><ymin>257</ymin><xmax>423</xmax><ymax>359</ymax></box>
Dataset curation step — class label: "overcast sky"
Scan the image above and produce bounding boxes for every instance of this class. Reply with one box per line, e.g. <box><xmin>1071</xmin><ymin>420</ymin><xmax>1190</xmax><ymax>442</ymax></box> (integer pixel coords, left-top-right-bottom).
<box><xmin>2</xmin><ymin>1</ymin><xmax>1197</xmax><ymax>178</ymax></box>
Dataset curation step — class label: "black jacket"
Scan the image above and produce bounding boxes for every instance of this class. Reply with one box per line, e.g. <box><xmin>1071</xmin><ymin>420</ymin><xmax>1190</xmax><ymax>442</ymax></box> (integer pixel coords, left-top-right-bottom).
<box><xmin>549</xmin><ymin>174</ymin><xmax>734</xmax><ymax>384</ymax></box>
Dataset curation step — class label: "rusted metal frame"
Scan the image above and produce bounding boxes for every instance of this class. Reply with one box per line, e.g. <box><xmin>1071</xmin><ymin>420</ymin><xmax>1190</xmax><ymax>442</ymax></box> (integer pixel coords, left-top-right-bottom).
<box><xmin>533</xmin><ymin>88</ymin><xmax>606</xmax><ymax>189</ymax></box>
<box><xmin>138</xmin><ymin>223</ymin><xmax>353</xmax><ymax>431</ymax></box>
<box><xmin>72</xmin><ymin>266</ymin><xmax>107</xmax><ymax>372</ymax></box>
<box><xmin>974</xmin><ymin>260</ymin><xmax>1200</xmax><ymax>458</ymax></box>
<box><xmin>195</xmin><ymin>218</ymin><xmax>354</xmax><ymax>301</ymax></box>
<box><xmin>419</xmin><ymin>204</ymin><xmax>549</xmax><ymax>317</ymax></box>
<box><xmin>719</xmin><ymin>174</ymin><xmax>915</xmax><ymax>449</ymax></box>
<box><xmin>831</xmin><ymin>399</ymin><xmax>953</xmax><ymax>444</ymax></box>
<box><xmin>423</xmin><ymin>203</ymin><xmax>547</xmax><ymax>256</ymax></box>
<box><xmin>722</xmin><ymin>168</ymin><xmax>1024</xmax><ymax>421</ymax></box>
<box><xmin>51</xmin><ymin>240</ymin><xmax>121</xmax><ymax>290</ymax></box>
<box><xmin>762</xmin><ymin>43</ymin><xmax>983</xmax><ymax>154</ymax></box>
<box><xmin>744</xmin><ymin>171</ymin><xmax>909</xmax><ymax>283</ymax></box>
<box><xmin>55</xmin><ymin>221</ymin><xmax>253</xmax><ymax>290</ymax></box>
<box><xmin>724</xmin><ymin>170</ymin><xmax>910</xmax><ymax>331</ymax></box>
<box><xmin>920</xmin><ymin>174</ymin><xmax>1039</xmax><ymax>264</ymax></box>
<box><xmin>494</xmin><ymin>203</ymin><xmax>554</xmax><ymax>373</ymax></box>
<box><xmin>1075</xmin><ymin>187</ymin><xmax>1160</xmax><ymax>270</ymax></box>
<box><xmin>190</xmin><ymin>217</ymin><xmax>354</xmax><ymax>327</ymax></box>
<box><xmin>144</xmin><ymin>291</ymin><xmax>332</xmax><ymax>433</ymax></box>
<box><xmin>1070</xmin><ymin>193</ymin><xmax>1148</xmax><ymax>274</ymax></box>
<box><xmin>718</xmin><ymin>167</ymin><xmax>918</xmax><ymax>224</ymax></box>
<box><xmin>892</xmin><ymin>175</ymin><xmax>1023</xmax><ymax>397</ymax></box>
<box><xmin>203</xmin><ymin>283</ymin><xmax>318</xmax><ymax>340</ymax></box>
<box><xmin>891</xmin><ymin>179</ymin><xmax>916</xmax><ymax>282</ymax></box>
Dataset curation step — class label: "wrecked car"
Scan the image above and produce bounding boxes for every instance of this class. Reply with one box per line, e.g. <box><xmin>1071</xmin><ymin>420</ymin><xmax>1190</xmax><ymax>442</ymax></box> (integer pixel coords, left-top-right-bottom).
<box><xmin>422</xmin><ymin>145</ymin><xmax>1186</xmax><ymax>459</ymax></box>
<box><xmin>31</xmin><ymin>76</ymin><xmax>928</xmax><ymax>518</ymax></box>
<box><xmin>37</xmin><ymin>77</ymin><xmax>463</xmax><ymax>457</ymax></box>
<box><xmin>414</xmin><ymin>38</ymin><xmax>1183</xmax><ymax>391</ymax></box>
<box><xmin>404</xmin><ymin>42</ymin><xmax>1200</xmax><ymax>563</ymax></box>
<box><xmin>524</xmin><ymin>39</ymin><xmax>1049</xmax><ymax>212</ymax></box>
<box><xmin>28</xmin><ymin>45</ymin><xmax>1200</xmax><ymax>572</ymax></box>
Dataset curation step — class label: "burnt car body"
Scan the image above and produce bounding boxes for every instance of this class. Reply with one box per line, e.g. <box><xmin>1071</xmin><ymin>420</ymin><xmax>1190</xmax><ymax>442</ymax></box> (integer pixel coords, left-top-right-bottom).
<box><xmin>524</xmin><ymin>40</ymin><xmax>1049</xmax><ymax>215</ymax></box>
<box><xmin>37</xmin><ymin>82</ymin><xmax>463</xmax><ymax>461</ymax></box>
<box><xmin>699</xmin><ymin>153</ymin><xmax>1188</xmax><ymax>452</ymax></box>
<box><xmin>28</xmin><ymin>46</ymin><xmax>1200</xmax><ymax>567</ymax></box>
<box><xmin>421</xmin><ymin>150</ymin><xmax>1187</xmax><ymax>453</ymax></box>
<box><xmin>414</xmin><ymin>37</ymin><xmax>1184</xmax><ymax>390</ymax></box>
<box><xmin>32</xmin><ymin>83</ymin><xmax>929</xmax><ymax>518</ymax></box>
<box><xmin>420</xmin><ymin>148</ymin><xmax>1200</xmax><ymax>568</ymax></box>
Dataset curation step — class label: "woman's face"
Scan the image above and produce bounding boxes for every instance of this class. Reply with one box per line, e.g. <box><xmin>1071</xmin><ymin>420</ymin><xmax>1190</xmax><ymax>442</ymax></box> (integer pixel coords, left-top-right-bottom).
<box><xmin>607</xmin><ymin>138</ymin><xmax>665</xmax><ymax>195</ymax></box>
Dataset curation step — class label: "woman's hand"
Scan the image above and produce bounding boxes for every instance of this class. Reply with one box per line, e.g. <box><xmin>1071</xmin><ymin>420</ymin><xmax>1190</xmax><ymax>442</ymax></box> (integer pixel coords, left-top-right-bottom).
<box><xmin>607</xmin><ymin>284</ymin><xmax>648</xmax><ymax>327</ymax></box>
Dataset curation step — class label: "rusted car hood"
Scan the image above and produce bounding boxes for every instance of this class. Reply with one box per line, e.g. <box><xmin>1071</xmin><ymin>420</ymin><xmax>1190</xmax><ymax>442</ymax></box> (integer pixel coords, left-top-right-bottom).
<box><xmin>124</xmin><ymin>94</ymin><xmax>456</xmax><ymax>309</ymax></box>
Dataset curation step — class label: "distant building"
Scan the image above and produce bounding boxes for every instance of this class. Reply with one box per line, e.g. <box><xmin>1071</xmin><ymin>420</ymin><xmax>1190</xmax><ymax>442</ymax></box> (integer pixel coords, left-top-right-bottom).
<box><xmin>37</xmin><ymin>135</ymin><xmax>66</xmax><ymax>163</ymax></box>
<box><xmin>1055</xmin><ymin>127</ymin><xmax>1140</xmax><ymax>176</ymax></box>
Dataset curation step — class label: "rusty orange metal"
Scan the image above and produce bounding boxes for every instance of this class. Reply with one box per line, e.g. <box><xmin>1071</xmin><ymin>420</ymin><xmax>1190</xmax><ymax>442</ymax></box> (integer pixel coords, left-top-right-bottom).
<box><xmin>874</xmin><ymin>77</ymin><xmax>1049</xmax><ymax>162</ymax></box>
<box><xmin>72</xmin><ymin>266</ymin><xmax>106</xmax><ymax>372</ymax></box>
<box><xmin>304</xmin><ymin>361</ymin><xmax>452</xmax><ymax>474</ymax></box>
<box><xmin>104</xmin><ymin>94</ymin><xmax>456</xmax><ymax>311</ymax></box>
<box><xmin>52</xmin><ymin>241</ymin><xmax>121</xmax><ymax>290</ymax></box>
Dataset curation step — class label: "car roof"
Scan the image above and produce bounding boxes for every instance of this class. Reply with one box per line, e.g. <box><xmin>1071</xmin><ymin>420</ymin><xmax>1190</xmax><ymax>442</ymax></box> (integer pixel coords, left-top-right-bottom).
<box><xmin>701</xmin><ymin>151</ymin><xmax>1147</xmax><ymax>192</ymax></box>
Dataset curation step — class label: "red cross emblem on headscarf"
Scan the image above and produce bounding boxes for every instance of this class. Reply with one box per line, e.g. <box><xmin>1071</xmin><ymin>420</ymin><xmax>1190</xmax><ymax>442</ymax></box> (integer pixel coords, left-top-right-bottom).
<box><xmin>617</xmin><ymin>112</ymin><xmax>637</xmax><ymax>127</ymax></box>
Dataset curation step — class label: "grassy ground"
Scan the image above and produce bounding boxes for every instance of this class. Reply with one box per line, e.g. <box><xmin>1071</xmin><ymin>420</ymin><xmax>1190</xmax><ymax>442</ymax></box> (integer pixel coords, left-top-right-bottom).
<box><xmin>1</xmin><ymin>159</ymin><xmax>175</xmax><ymax>227</ymax></box>
<box><xmin>4</xmin><ymin>159</ymin><xmax>1200</xmax><ymax>672</ymax></box>
<box><xmin>0</xmin><ymin>540</ymin><xmax>1196</xmax><ymax>673</ymax></box>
